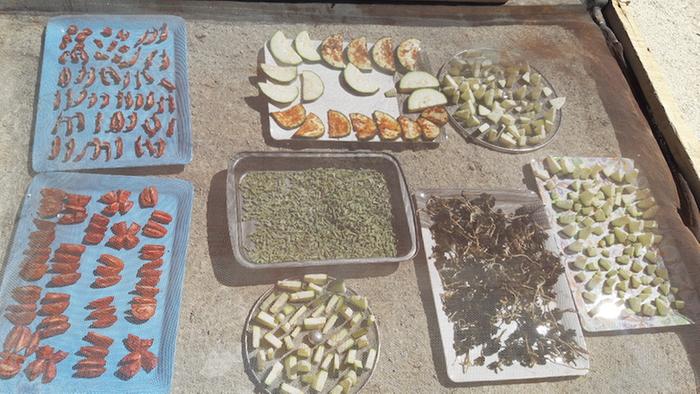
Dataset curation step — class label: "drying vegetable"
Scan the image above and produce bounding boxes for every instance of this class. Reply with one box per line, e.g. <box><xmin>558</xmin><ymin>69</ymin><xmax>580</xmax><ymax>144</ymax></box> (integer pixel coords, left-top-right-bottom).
<box><xmin>533</xmin><ymin>157</ymin><xmax>685</xmax><ymax>325</ymax></box>
<box><xmin>343</xmin><ymin>63</ymin><xmax>379</xmax><ymax>95</ymax></box>
<box><xmin>425</xmin><ymin>193</ymin><xmax>586</xmax><ymax>372</ymax></box>
<box><xmin>294</xmin><ymin>31</ymin><xmax>321</xmax><ymax>63</ymax></box>
<box><xmin>269</xmin><ymin>30</ymin><xmax>302</xmax><ymax>65</ymax></box>
<box><xmin>441</xmin><ymin>49</ymin><xmax>563</xmax><ymax>149</ymax></box>
<box><xmin>246</xmin><ymin>275</ymin><xmax>379</xmax><ymax>393</ymax></box>
<box><xmin>240</xmin><ymin>168</ymin><xmax>397</xmax><ymax>263</ymax></box>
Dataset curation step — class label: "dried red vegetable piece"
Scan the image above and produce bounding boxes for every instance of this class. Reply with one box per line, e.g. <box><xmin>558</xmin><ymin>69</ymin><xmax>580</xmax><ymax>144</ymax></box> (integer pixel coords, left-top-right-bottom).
<box><xmin>5</xmin><ymin>311</ymin><xmax>36</xmax><ymax>326</ymax></box>
<box><xmin>93</xmin><ymin>276</ymin><xmax>121</xmax><ymax>288</ymax></box>
<box><xmin>33</xmin><ymin>219</ymin><xmax>56</xmax><ymax>231</ymax></box>
<box><xmin>38</xmin><ymin>322</ymin><xmax>70</xmax><ymax>339</ymax></box>
<box><xmin>20</xmin><ymin>263</ymin><xmax>48</xmax><ymax>281</ymax></box>
<box><xmin>50</xmin><ymin>262</ymin><xmax>80</xmax><ymax>274</ymax></box>
<box><xmin>125</xmin><ymin>334</ymin><xmax>153</xmax><ymax>352</ymax></box>
<box><xmin>47</xmin><ymin>272</ymin><xmax>81</xmax><ymax>287</ymax></box>
<box><xmin>6</xmin><ymin>304</ymin><xmax>36</xmax><ymax>314</ymax></box>
<box><xmin>42</xmin><ymin>361</ymin><xmax>57</xmax><ymax>383</ymax></box>
<box><xmin>51</xmin><ymin>350</ymin><xmax>69</xmax><ymax>363</ymax></box>
<box><xmin>130</xmin><ymin>302</ymin><xmax>156</xmax><ymax>321</ymax></box>
<box><xmin>12</xmin><ymin>286</ymin><xmax>41</xmax><ymax>304</ymax></box>
<box><xmin>159</xmin><ymin>49</ymin><xmax>170</xmax><ymax>71</ymax></box>
<box><xmin>140</xmin><ymin>350</ymin><xmax>158</xmax><ymax>372</ymax></box>
<box><xmin>119</xmin><ymin>200</ymin><xmax>134</xmax><ymax>215</ymax></box>
<box><xmin>82</xmin><ymin>231</ymin><xmax>105</xmax><ymax>245</ymax></box>
<box><xmin>137</xmin><ymin>276</ymin><xmax>159</xmax><ymax>287</ymax></box>
<box><xmin>48</xmin><ymin>136</ymin><xmax>61</xmax><ymax>160</ymax></box>
<box><xmin>167</xmin><ymin>95</ymin><xmax>175</xmax><ymax>113</ymax></box>
<box><xmin>117</xmin><ymin>357</ymin><xmax>141</xmax><ymax>379</ymax></box>
<box><xmin>87</xmin><ymin>306</ymin><xmax>117</xmax><ymax>321</ymax></box>
<box><xmin>150</xmin><ymin>210</ymin><xmax>172</xmax><ymax>225</ymax></box>
<box><xmin>166</xmin><ymin>118</ymin><xmax>175</xmax><ymax>137</ymax></box>
<box><xmin>137</xmin><ymin>269</ymin><xmax>161</xmax><ymax>279</ymax></box>
<box><xmin>141</xmin><ymin>259</ymin><xmax>164</xmax><ymax>270</ymax></box>
<box><xmin>79</xmin><ymin>346</ymin><xmax>109</xmax><ymax>359</ymax></box>
<box><xmin>85</xmin><ymin>222</ymin><xmax>108</xmax><ymax>234</ymax></box>
<box><xmin>98</xmin><ymin>254</ymin><xmax>124</xmax><ymax>269</ymax></box>
<box><xmin>23</xmin><ymin>255</ymin><xmax>50</xmax><ymax>267</ymax></box>
<box><xmin>159</xmin><ymin>78</ymin><xmax>176</xmax><ymax>92</ymax></box>
<box><xmin>75</xmin><ymin>357</ymin><xmax>107</xmax><ymax>369</ymax></box>
<box><xmin>57</xmin><ymin>243</ymin><xmax>85</xmax><ymax>256</ymax></box>
<box><xmin>53</xmin><ymin>252</ymin><xmax>80</xmax><ymax>264</ymax></box>
<box><xmin>25</xmin><ymin>331</ymin><xmax>41</xmax><ymax>357</ymax></box>
<box><xmin>65</xmin><ymin>193</ymin><xmax>91</xmax><ymax>207</ymax></box>
<box><xmin>90</xmin><ymin>315</ymin><xmax>117</xmax><ymax>328</ymax></box>
<box><xmin>41</xmin><ymin>292</ymin><xmax>70</xmax><ymax>304</ymax></box>
<box><xmin>24</xmin><ymin>358</ymin><xmax>45</xmax><ymax>381</ymax></box>
<box><xmin>157</xmin><ymin>23</ymin><xmax>168</xmax><ymax>43</ymax></box>
<box><xmin>142</xmin><ymin>224</ymin><xmax>166</xmax><ymax>239</ymax></box>
<box><xmin>89</xmin><ymin>213</ymin><xmax>110</xmax><ymax>228</ymax></box>
<box><xmin>139</xmin><ymin>186</ymin><xmax>158</xmax><ymax>208</ymax></box>
<box><xmin>99</xmin><ymin>191</ymin><xmax>117</xmax><ymax>204</ymax></box>
<box><xmin>38</xmin><ymin>301</ymin><xmax>69</xmax><ymax>316</ymax></box>
<box><xmin>84</xmin><ymin>331</ymin><xmax>114</xmax><ymax>348</ymax></box>
<box><xmin>135</xmin><ymin>286</ymin><xmax>160</xmax><ymax>298</ymax></box>
<box><xmin>87</xmin><ymin>296</ymin><xmax>113</xmax><ymax>309</ymax></box>
<box><xmin>37</xmin><ymin>315</ymin><xmax>68</xmax><ymax>329</ymax></box>
<box><xmin>74</xmin><ymin>366</ymin><xmax>106</xmax><ymax>378</ymax></box>
<box><xmin>3</xmin><ymin>326</ymin><xmax>31</xmax><ymax>353</ymax></box>
<box><xmin>119</xmin><ymin>351</ymin><xmax>141</xmax><ymax>365</ymax></box>
<box><xmin>95</xmin><ymin>265</ymin><xmax>121</xmax><ymax>277</ymax></box>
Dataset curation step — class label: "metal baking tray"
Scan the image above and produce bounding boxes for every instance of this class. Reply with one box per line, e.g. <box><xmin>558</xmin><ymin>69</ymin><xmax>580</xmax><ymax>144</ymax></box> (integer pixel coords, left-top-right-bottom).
<box><xmin>414</xmin><ymin>188</ymin><xmax>588</xmax><ymax>383</ymax></box>
<box><xmin>243</xmin><ymin>275</ymin><xmax>380</xmax><ymax>393</ymax></box>
<box><xmin>226</xmin><ymin>151</ymin><xmax>417</xmax><ymax>269</ymax></box>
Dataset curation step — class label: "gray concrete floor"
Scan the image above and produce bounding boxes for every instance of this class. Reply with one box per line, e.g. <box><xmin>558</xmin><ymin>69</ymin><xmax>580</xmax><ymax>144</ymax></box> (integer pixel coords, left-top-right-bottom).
<box><xmin>0</xmin><ymin>2</ymin><xmax>697</xmax><ymax>394</ymax></box>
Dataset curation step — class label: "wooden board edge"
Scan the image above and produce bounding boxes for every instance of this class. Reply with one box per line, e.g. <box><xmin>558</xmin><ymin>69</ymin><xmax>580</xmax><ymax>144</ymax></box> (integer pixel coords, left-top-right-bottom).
<box><xmin>605</xmin><ymin>0</ymin><xmax>700</xmax><ymax>200</ymax></box>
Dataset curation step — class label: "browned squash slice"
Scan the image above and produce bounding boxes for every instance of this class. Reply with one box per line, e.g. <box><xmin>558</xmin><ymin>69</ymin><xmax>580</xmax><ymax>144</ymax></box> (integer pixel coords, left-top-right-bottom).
<box><xmin>420</xmin><ymin>106</ymin><xmax>448</xmax><ymax>127</ymax></box>
<box><xmin>398</xmin><ymin>116</ymin><xmax>420</xmax><ymax>141</ymax></box>
<box><xmin>271</xmin><ymin>104</ymin><xmax>306</xmax><ymax>129</ymax></box>
<box><xmin>349</xmin><ymin>113</ymin><xmax>378</xmax><ymax>141</ymax></box>
<box><xmin>293</xmin><ymin>113</ymin><xmax>325</xmax><ymax>138</ymax></box>
<box><xmin>417</xmin><ymin>117</ymin><xmax>440</xmax><ymax>141</ymax></box>
<box><xmin>373</xmin><ymin>111</ymin><xmax>401</xmax><ymax>140</ymax></box>
<box><xmin>328</xmin><ymin>110</ymin><xmax>351</xmax><ymax>138</ymax></box>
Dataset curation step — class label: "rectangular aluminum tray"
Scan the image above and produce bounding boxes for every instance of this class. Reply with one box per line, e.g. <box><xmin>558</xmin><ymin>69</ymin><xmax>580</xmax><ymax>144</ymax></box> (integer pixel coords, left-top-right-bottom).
<box><xmin>226</xmin><ymin>151</ymin><xmax>417</xmax><ymax>269</ymax></box>
<box><xmin>414</xmin><ymin>188</ymin><xmax>589</xmax><ymax>383</ymax></box>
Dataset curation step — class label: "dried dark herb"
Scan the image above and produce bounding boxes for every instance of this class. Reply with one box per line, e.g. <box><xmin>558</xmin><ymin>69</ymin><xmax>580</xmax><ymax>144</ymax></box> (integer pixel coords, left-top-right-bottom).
<box><xmin>425</xmin><ymin>193</ymin><xmax>586</xmax><ymax>372</ymax></box>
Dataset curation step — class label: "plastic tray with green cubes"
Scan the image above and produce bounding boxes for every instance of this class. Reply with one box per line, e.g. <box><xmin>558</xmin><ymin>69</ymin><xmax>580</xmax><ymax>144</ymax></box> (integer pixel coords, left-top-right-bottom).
<box><xmin>438</xmin><ymin>49</ymin><xmax>564</xmax><ymax>152</ymax></box>
<box><xmin>243</xmin><ymin>274</ymin><xmax>380</xmax><ymax>393</ymax></box>
<box><xmin>530</xmin><ymin>157</ymin><xmax>693</xmax><ymax>332</ymax></box>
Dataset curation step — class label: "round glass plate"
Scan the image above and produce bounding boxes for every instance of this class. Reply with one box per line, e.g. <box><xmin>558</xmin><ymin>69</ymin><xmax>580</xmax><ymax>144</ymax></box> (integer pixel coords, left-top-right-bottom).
<box><xmin>243</xmin><ymin>276</ymin><xmax>381</xmax><ymax>393</ymax></box>
<box><xmin>437</xmin><ymin>48</ymin><xmax>563</xmax><ymax>153</ymax></box>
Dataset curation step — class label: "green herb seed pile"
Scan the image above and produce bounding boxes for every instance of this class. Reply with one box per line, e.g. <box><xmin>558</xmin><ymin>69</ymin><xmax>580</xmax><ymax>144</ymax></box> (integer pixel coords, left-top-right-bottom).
<box><xmin>240</xmin><ymin>168</ymin><xmax>397</xmax><ymax>263</ymax></box>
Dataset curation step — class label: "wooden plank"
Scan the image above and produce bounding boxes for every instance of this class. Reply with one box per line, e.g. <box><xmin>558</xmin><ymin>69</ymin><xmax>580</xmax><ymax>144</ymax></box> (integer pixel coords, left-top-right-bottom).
<box><xmin>605</xmin><ymin>0</ymin><xmax>700</xmax><ymax>201</ymax></box>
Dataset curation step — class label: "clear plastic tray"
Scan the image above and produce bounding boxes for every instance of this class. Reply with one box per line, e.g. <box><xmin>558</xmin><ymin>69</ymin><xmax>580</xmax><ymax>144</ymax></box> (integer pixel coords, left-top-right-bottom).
<box><xmin>242</xmin><ymin>275</ymin><xmax>380</xmax><ymax>393</ymax></box>
<box><xmin>437</xmin><ymin>48</ymin><xmax>562</xmax><ymax>153</ymax></box>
